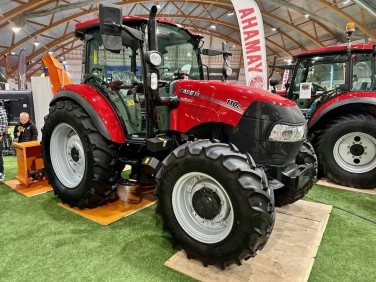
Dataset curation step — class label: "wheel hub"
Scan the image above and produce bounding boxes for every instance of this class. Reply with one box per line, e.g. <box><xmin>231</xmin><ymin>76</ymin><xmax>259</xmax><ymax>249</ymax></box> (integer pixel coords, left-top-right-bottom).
<box><xmin>349</xmin><ymin>144</ymin><xmax>365</xmax><ymax>156</ymax></box>
<box><xmin>71</xmin><ymin>147</ymin><xmax>80</xmax><ymax>162</ymax></box>
<box><xmin>192</xmin><ymin>187</ymin><xmax>221</xmax><ymax>220</ymax></box>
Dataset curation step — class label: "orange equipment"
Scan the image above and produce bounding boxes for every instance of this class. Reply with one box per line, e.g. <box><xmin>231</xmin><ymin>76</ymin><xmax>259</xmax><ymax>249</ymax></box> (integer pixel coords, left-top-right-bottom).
<box><xmin>42</xmin><ymin>54</ymin><xmax>72</xmax><ymax>94</ymax></box>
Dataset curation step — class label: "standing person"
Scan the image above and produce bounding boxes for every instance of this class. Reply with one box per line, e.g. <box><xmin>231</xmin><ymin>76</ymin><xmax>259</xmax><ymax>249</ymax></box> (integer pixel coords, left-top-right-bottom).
<box><xmin>13</xmin><ymin>112</ymin><xmax>38</xmax><ymax>142</ymax></box>
<box><xmin>0</xmin><ymin>102</ymin><xmax>8</xmax><ymax>181</ymax></box>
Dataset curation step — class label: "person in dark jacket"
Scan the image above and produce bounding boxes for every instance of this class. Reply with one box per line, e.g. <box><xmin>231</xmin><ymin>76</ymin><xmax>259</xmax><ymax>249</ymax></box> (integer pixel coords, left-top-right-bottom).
<box><xmin>13</xmin><ymin>112</ymin><xmax>38</xmax><ymax>142</ymax></box>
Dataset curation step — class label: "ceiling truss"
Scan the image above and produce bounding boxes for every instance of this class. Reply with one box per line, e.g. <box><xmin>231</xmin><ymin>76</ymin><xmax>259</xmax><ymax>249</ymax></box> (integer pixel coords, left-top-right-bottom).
<box><xmin>0</xmin><ymin>0</ymin><xmax>374</xmax><ymax>79</ymax></box>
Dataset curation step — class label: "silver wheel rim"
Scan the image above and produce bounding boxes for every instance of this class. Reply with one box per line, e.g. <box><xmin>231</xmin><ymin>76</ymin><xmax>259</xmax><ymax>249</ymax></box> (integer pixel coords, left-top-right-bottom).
<box><xmin>172</xmin><ymin>172</ymin><xmax>234</xmax><ymax>244</ymax></box>
<box><xmin>333</xmin><ymin>132</ymin><xmax>376</xmax><ymax>173</ymax></box>
<box><xmin>50</xmin><ymin>123</ymin><xmax>85</xmax><ymax>188</ymax></box>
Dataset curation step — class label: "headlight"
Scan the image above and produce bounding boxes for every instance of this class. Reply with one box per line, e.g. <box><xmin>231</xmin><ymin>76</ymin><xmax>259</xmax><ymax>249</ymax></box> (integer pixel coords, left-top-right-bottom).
<box><xmin>145</xmin><ymin>51</ymin><xmax>162</xmax><ymax>66</ymax></box>
<box><xmin>268</xmin><ymin>123</ymin><xmax>306</xmax><ymax>142</ymax></box>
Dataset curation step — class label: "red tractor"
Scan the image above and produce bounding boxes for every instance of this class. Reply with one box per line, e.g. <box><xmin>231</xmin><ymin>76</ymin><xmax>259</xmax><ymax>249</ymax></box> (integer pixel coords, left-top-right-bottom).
<box><xmin>270</xmin><ymin>35</ymin><xmax>376</xmax><ymax>189</ymax></box>
<box><xmin>41</xmin><ymin>4</ymin><xmax>317</xmax><ymax>267</ymax></box>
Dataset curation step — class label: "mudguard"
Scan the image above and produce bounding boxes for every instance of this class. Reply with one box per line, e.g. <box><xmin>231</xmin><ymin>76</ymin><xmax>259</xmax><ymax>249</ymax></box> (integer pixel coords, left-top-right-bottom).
<box><xmin>309</xmin><ymin>93</ymin><xmax>376</xmax><ymax>129</ymax></box>
<box><xmin>51</xmin><ymin>84</ymin><xmax>126</xmax><ymax>143</ymax></box>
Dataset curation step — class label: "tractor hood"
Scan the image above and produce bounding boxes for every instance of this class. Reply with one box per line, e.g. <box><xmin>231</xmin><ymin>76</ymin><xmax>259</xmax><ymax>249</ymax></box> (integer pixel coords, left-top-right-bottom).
<box><xmin>170</xmin><ymin>80</ymin><xmax>300</xmax><ymax>131</ymax></box>
<box><xmin>174</xmin><ymin>80</ymin><xmax>296</xmax><ymax>108</ymax></box>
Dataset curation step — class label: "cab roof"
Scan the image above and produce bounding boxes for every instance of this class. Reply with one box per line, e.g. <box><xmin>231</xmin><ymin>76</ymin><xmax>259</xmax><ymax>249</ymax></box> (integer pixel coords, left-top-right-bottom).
<box><xmin>75</xmin><ymin>15</ymin><xmax>197</xmax><ymax>37</ymax></box>
<box><xmin>295</xmin><ymin>43</ymin><xmax>376</xmax><ymax>57</ymax></box>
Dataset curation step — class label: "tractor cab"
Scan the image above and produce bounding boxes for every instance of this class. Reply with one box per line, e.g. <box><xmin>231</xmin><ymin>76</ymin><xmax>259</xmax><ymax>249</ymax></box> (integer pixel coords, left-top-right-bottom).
<box><xmin>75</xmin><ymin>4</ymin><xmax>232</xmax><ymax>141</ymax></box>
<box><xmin>284</xmin><ymin>44</ymin><xmax>376</xmax><ymax>117</ymax></box>
<box><xmin>75</xmin><ymin>6</ymin><xmax>204</xmax><ymax>140</ymax></box>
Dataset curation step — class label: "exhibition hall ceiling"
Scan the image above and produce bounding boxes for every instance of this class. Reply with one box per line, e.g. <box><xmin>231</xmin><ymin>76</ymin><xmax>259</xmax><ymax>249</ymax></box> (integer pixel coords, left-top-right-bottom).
<box><xmin>0</xmin><ymin>0</ymin><xmax>375</xmax><ymax>79</ymax></box>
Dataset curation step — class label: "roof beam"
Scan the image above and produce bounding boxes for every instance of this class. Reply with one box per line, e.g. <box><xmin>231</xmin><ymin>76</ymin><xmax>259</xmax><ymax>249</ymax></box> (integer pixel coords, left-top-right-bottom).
<box><xmin>0</xmin><ymin>0</ymin><xmax>53</xmax><ymax>27</ymax></box>
<box><xmin>316</xmin><ymin>0</ymin><xmax>376</xmax><ymax>41</ymax></box>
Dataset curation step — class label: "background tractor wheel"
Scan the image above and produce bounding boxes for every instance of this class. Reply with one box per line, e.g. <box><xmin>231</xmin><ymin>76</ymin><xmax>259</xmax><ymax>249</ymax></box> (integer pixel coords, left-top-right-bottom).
<box><xmin>42</xmin><ymin>100</ymin><xmax>123</xmax><ymax>208</ymax></box>
<box><xmin>155</xmin><ymin>140</ymin><xmax>275</xmax><ymax>268</ymax></box>
<box><xmin>274</xmin><ymin>141</ymin><xmax>318</xmax><ymax>207</ymax></box>
<box><xmin>315</xmin><ymin>114</ymin><xmax>376</xmax><ymax>188</ymax></box>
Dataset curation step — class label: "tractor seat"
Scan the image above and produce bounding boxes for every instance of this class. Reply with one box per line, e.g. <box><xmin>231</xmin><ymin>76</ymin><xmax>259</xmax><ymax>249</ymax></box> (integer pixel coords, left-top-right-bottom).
<box><xmin>352</xmin><ymin>81</ymin><xmax>368</xmax><ymax>91</ymax></box>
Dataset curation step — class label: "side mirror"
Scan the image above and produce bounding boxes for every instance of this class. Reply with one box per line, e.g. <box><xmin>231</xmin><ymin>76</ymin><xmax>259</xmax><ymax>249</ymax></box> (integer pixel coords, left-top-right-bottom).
<box><xmin>269</xmin><ymin>78</ymin><xmax>278</xmax><ymax>93</ymax></box>
<box><xmin>269</xmin><ymin>78</ymin><xmax>278</xmax><ymax>87</ymax></box>
<box><xmin>99</xmin><ymin>4</ymin><xmax>122</xmax><ymax>53</ymax></box>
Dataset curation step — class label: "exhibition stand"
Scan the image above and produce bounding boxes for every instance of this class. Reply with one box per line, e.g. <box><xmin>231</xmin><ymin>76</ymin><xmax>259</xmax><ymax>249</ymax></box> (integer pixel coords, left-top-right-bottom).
<box><xmin>4</xmin><ymin>140</ymin><xmax>52</xmax><ymax>197</ymax></box>
<box><xmin>13</xmin><ymin>140</ymin><xmax>44</xmax><ymax>186</ymax></box>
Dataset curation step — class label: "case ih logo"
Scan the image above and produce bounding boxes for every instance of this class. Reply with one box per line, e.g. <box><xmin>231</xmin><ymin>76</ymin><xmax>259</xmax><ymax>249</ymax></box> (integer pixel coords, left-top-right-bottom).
<box><xmin>180</xmin><ymin>88</ymin><xmax>200</xmax><ymax>97</ymax></box>
<box><xmin>226</xmin><ymin>99</ymin><xmax>241</xmax><ymax>110</ymax></box>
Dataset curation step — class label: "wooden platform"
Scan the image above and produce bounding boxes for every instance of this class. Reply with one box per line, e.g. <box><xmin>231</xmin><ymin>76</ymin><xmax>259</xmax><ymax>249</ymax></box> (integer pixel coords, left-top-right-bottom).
<box><xmin>317</xmin><ymin>178</ymin><xmax>376</xmax><ymax>195</ymax></box>
<box><xmin>58</xmin><ymin>185</ymin><xmax>156</xmax><ymax>225</ymax></box>
<box><xmin>165</xmin><ymin>200</ymin><xmax>332</xmax><ymax>282</ymax></box>
<box><xmin>3</xmin><ymin>179</ymin><xmax>53</xmax><ymax>197</ymax></box>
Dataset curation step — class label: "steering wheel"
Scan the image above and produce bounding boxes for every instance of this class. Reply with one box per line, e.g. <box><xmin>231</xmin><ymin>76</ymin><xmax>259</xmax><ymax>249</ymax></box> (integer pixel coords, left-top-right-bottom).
<box><xmin>311</xmin><ymin>82</ymin><xmax>325</xmax><ymax>94</ymax></box>
<box><xmin>174</xmin><ymin>69</ymin><xmax>195</xmax><ymax>80</ymax></box>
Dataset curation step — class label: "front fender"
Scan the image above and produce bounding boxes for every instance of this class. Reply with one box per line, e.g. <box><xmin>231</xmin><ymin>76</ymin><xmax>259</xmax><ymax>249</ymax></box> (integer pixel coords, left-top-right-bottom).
<box><xmin>52</xmin><ymin>84</ymin><xmax>126</xmax><ymax>143</ymax></box>
<box><xmin>309</xmin><ymin>95</ymin><xmax>376</xmax><ymax>129</ymax></box>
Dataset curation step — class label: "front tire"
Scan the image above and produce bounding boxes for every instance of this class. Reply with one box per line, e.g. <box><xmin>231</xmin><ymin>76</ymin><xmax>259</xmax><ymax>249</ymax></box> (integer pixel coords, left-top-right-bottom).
<box><xmin>42</xmin><ymin>100</ymin><xmax>123</xmax><ymax>208</ymax></box>
<box><xmin>315</xmin><ymin>114</ymin><xmax>376</xmax><ymax>188</ymax></box>
<box><xmin>155</xmin><ymin>140</ymin><xmax>275</xmax><ymax>268</ymax></box>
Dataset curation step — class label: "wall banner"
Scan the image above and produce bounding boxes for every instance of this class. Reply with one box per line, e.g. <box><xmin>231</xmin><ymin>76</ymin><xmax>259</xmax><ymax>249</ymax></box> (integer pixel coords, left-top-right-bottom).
<box><xmin>231</xmin><ymin>0</ymin><xmax>267</xmax><ymax>89</ymax></box>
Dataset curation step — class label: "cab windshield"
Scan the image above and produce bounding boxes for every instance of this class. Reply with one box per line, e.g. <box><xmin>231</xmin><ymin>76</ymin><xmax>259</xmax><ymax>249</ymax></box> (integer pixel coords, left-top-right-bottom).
<box><xmin>291</xmin><ymin>54</ymin><xmax>348</xmax><ymax>96</ymax></box>
<box><xmin>156</xmin><ymin>22</ymin><xmax>202</xmax><ymax>81</ymax></box>
<box><xmin>291</xmin><ymin>52</ymin><xmax>376</xmax><ymax>96</ymax></box>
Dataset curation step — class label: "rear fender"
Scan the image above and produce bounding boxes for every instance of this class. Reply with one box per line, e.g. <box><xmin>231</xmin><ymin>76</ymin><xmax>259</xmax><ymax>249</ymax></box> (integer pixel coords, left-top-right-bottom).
<box><xmin>309</xmin><ymin>96</ymin><xmax>376</xmax><ymax>130</ymax></box>
<box><xmin>51</xmin><ymin>86</ymin><xmax>126</xmax><ymax>143</ymax></box>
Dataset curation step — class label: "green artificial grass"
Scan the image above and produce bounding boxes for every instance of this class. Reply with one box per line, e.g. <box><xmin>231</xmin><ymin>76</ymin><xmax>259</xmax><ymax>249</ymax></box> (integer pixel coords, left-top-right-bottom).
<box><xmin>0</xmin><ymin>157</ymin><xmax>196</xmax><ymax>282</ymax></box>
<box><xmin>306</xmin><ymin>185</ymin><xmax>376</xmax><ymax>282</ymax></box>
<box><xmin>0</xmin><ymin>155</ymin><xmax>375</xmax><ymax>281</ymax></box>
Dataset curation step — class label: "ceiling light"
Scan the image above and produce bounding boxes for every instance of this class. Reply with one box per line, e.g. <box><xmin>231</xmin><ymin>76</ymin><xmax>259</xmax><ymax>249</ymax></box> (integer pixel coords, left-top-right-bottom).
<box><xmin>12</xmin><ymin>26</ymin><xmax>20</xmax><ymax>33</ymax></box>
<box><xmin>33</xmin><ymin>39</ymin><xmax>40</xmax><ymax>47</ymax></box>
<box><xmin>210</xmin><ymin>25</ymin><xmax>216</xmax><ymax>29</ymax></box>
<box><xmin>304</xmin><ymin>14</ymin><xmax>310</xmax><ymax>18</ymax></box>
<box><xmin>227</xmin><ymin>12</ymin><xmax>234</xmax><ymax>16</ymax></box>
<box><xmin>10</xmin><ymin>52</ymin><xmax>16</xmax><ymax>55</ymax></box>
<box><xmin>48</xmin><ymin>51</ymin><xmax>54</xmax><ymax>55</ymax></box>
<box><xmin>271</xmin><ymin>27</ymin><xmax>277</xmax><ymax>31</ymax></box>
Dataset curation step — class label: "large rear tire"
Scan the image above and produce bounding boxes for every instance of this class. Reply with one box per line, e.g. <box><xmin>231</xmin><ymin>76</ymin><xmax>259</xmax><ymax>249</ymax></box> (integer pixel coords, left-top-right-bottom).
<box><xmin>274</xmin><ymin>141</ymin><xmax>318</xmax><ymax>206</ymax></box>
<box><xmin>315</xmin><ymin>114</ymin><xmax>376</xmax><ymax>188</ymax></box>
<box><xmin>155</xmin><ymin>140</ymin><xmax>275</xmax><ymax>268</ymax></box>
<box><xmin>42</xmin><ymin>100</ymin><xmax>123</xmax><ymax>208</ymax></box>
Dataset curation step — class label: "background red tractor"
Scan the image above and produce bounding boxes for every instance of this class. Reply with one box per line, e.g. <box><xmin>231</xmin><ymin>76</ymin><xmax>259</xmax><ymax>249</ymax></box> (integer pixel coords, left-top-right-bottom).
<box><xmin>270</xmin><ymin>24</ymin><xmax>376</xmax><ymax>189</ymax></box>
<box><xmin>41</xmin><ymin>4</ymin><xmax>317</xmax><ymax>268</ymax></box>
